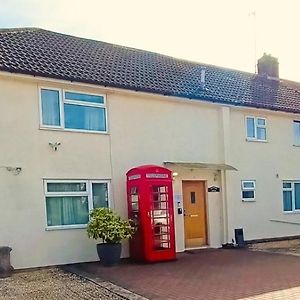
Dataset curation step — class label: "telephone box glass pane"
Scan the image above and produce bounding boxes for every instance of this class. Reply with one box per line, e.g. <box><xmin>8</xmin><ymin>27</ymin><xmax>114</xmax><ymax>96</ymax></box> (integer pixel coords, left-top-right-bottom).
<box><xmin>151</xmin><ymin>185</ymin><xmax>171</xmax><ymax>250</ymax></box>
<box><xmin>130</xmin><ymin>187</ymin><xmax>139</xmax><ymax>212</ymax></box>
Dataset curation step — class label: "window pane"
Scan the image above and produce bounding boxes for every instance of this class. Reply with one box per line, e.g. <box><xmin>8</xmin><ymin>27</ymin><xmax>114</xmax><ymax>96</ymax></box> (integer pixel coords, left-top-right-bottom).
<box><xmin>283</xmin><ymin>182</ymin><xmax>292</xmax><ymax>189</ymax></box>
<box><xmin>242</xmin><ymin>191</ymin><xmax>254</xmax><ymax>199</ymax></box>
<box><xmin>246</xmin><ymin>118</ymin><xmax>255</xmax><ymax>138</ymax></box>
<box><xmin>243</xmin><ymin>181</ymin><xmax>254</xmax><ymax>189</ymax></box>
<box><xmin>92</xmin><ymin>183</ymin><xmax>108</xmax><ymax>208</ymax></box>
<box><xmin>257</xmin><ymin>127</ymin><xmax>266</xmax><ymax>140</ymax></box>
<box><xmin>64</xmin><ymin>104</ymin><xmax>106</xmax><ymax>131</ymax></box>
<box><xmin>46</xmin><ymin>196</ymin><xmax>89</xmax><ymax>226</ymax></box>
<box><xmin>47</xmin><ymin>182</ymin><xmax>86</xmax><ymax>193</ymax></box>
<box><xmin>190</xmin><ymin>192</ymin><xmax>196</xmax><ymax>204</ymax></box>
<box><xmin>65</xmin><ymin>92</ymin><xmax>104</xmax><ymax>104</ymax></box>
<box><xmin>283</xmin><ymin>191</ymin><xmax>293</xmax><ymax>211</ymax></box>
<box><xmin>294</xmin><ymin>183</ymin><xmax>300</xmax><ymax>210</ymax></box>
<box><xmin>41</xmin><ymin>89</ymin><xmax>60</xmax><ymax>126</ymax></box>
<box><xmin>294</xmin><ymin>121</ymin><xmax>300</xmax><ymax>145</ymax></box>
<box><xmin>257</xmin><ymin>118</ymin><xmax>266</xmax><ymax>126</ymax></box>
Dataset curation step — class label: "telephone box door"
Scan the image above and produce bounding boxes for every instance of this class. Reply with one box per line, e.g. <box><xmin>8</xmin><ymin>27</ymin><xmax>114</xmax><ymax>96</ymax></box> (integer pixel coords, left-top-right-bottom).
<box><xmin>127</xmin><ymin>165</ymin><xmax>176</xmax><ymax>262</ymax></box>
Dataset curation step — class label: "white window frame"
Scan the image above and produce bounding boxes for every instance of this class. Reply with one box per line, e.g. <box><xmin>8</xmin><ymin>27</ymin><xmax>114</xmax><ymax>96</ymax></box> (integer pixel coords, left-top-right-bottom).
<box><xmin>39</xmin><ymin>87</ymin><xmax>108</xmax><ymax>134</ymax></box>
<box><xmin>39</xmin><ymin>87</ymin><xmax>64</xmax><ymax>130</ymax></box>
<box><xmin>293</xmin><ymin>120</ymin><xmax>300</xmax><ymax>146</ymax></box>
<box><xmin>245</xmin><ymin>116</ymin><xmax>267</xmax><ymax>142</ymax></box>
<box><xmin>241</xmin><ymin>180</ymin><xmax>256</xmax><ymax>202</ymax></box>
<box><xmin>282</xmin><ymin>181</ymin><xmax>300</xmax><ymax>213</ymax></box>
<box><xmin>44</xmin><ymin>179</ymin><xmax>111</xmax><ymax>230</ymax></box>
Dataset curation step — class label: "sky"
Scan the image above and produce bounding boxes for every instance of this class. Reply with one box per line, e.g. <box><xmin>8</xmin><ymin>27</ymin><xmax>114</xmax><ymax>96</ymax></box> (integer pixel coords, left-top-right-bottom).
<box><xmin>1</xmin><ymin>0</ymin><xmax>300</xmax><ymax>81</ymax></box>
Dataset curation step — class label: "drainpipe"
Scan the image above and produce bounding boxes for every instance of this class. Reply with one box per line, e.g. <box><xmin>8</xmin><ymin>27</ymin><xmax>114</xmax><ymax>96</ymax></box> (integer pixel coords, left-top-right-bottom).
<box><xmin>221</xmin><ymin>170</ymin><xmax>229</xmax><ymax>244</ymax></box>
<box><xmin>220</xmin><ymin>106</ymin><xmax>231</xmax><ymax>244</ymax></box>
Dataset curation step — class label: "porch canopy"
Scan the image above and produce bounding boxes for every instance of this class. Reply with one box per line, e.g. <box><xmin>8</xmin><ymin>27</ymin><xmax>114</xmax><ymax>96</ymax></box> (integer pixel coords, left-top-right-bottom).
<box><xmin>163</xmin><ymin>161</ymin><xmax>237</xmax><ymax>171</ymax></box>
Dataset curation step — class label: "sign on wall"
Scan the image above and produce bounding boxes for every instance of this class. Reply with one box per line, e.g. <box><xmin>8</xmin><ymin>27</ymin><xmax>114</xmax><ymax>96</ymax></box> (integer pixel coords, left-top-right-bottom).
<box><xmin>208</xmin><ymin>186</ymin><xmax>220</xmax><ymax>192</ymax></box>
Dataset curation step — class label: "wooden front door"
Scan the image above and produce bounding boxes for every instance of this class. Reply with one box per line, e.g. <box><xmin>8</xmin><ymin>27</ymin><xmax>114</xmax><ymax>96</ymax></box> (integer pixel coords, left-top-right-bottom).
<box><xmin>182</xmin><ymin>181</ymin><xmax>207</xmax><ymax>248</ymax></box>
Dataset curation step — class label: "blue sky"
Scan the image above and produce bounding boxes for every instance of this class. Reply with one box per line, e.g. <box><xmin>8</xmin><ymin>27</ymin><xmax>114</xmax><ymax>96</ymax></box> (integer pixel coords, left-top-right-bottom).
<box><xmin>1</xmin><ymin>0</ymin><xmax>300</xmax><ymax>82</ymax></box>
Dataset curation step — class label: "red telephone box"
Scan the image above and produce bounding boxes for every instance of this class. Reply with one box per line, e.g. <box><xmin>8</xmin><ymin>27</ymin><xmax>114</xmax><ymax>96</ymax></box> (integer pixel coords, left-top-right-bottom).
<box><xmin>126</xmin><ymin>165</ymin><xmax>176</xmax><ymax>262</ymax></box>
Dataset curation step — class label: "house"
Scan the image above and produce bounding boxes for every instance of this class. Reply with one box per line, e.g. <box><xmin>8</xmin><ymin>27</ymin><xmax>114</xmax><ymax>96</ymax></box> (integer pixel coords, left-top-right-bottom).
<box><xmin>0</xmin><ymin>28</ymin><xmax>300</xmax><ymax>269</ymax></box>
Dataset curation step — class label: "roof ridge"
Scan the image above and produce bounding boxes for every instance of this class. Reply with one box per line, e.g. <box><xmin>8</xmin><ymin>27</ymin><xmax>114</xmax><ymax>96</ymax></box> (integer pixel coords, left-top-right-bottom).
<box><xmin>0</xmin><ymin>27</ymin><xmax>42</xmax><ymax>34</ymax></box>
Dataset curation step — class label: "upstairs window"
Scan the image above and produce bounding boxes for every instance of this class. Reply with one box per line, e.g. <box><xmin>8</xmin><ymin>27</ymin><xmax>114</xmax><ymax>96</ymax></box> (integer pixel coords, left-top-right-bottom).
<box><xmin>282</xmin><ymin>181</ymin><xmax>300</xmax><ymax>212</ymax></box>
<box><xmin>40</xmin><ymin>88</ymin><xmax>107</xmax><ymax>133</ymax></box>
<box><xmin>293</xmin><ymin>121</ymin><xmax>300</xmax><ymax>146</ymax></box>
<box><xmin>241</xmin><ymin>180</ymin><xmax>256</xmax><ymax>201</ymax></box>
<box><xmin>246</xmin><ymin>116</ymin><xmax>267</xmax><ymax>141</ymax></box>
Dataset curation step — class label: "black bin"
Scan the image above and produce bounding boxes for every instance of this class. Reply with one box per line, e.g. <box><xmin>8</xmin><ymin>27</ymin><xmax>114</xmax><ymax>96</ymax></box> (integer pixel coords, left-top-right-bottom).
<box><xmin>235</xmin><ymin>228</ymin><xmax>246</xmax><ymax>248</ymax></box>
<box><xmin>0</xmin><ymin>246</ymin><xmax>13</xmax><ymax>278</ymax></box>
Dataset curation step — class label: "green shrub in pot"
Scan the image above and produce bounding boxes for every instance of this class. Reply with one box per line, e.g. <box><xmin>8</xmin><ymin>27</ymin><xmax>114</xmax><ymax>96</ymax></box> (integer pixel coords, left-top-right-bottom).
<box><xmin>87</xmin><ymin>207</ymin><xmax>135</xmax><ymax>266</ymax></box>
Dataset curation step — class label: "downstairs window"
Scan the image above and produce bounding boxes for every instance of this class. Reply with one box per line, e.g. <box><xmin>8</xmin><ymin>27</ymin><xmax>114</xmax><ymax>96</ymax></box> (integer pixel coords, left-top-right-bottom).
<box><xmin>44</xmin><ymin>180</ymin><xmax>110</xmax><ymax>229</ymax></box>
<box><xmin>282</xmin><ymin>181</ymin><xmax>300</xmax><ymax>213</ymax></box>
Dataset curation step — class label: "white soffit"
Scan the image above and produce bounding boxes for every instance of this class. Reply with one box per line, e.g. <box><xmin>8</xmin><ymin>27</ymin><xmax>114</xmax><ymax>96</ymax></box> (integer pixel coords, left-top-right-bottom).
<box><xmin>163</xmin><ymin>161</ymin><xmax>238</xmax><ymax>171</ymax></box>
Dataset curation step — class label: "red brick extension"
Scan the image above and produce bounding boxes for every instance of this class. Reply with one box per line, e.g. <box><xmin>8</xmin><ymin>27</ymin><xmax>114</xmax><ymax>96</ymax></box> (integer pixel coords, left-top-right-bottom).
<box><xmin>72</xmin><ymin>249</ymin><xmax>300</xmax><ymax>300</ymax></box>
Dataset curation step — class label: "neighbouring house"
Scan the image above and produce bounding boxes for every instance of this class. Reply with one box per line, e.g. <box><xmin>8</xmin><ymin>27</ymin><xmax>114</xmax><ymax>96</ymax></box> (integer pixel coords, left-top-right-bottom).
<box><xmin>0</xmin><ymin>28</ymin><xmax>300</xmax><ymax>269</ymax></box>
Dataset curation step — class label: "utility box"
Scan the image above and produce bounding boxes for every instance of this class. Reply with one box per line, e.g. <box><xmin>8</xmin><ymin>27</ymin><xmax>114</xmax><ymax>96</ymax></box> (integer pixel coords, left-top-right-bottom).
<box><xmin>127</xmin><ymin>165</ymin><xmax>176</xmax><ymax>262</ymax></box>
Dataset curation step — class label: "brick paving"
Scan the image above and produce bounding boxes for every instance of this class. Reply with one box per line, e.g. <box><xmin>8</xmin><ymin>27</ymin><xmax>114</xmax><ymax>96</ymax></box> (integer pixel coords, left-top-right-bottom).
<box><xmin>69</xmin><ymin>249</ymin><xmax>300</xmax><ymax>300</ymax></box>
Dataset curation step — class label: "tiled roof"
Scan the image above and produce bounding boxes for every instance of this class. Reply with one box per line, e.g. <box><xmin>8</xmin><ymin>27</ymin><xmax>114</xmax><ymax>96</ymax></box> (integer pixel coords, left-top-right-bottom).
<box><xmin>1</xmin><ymin>27</ymin><xmax>300</xmax><ymax>113</ymax></box>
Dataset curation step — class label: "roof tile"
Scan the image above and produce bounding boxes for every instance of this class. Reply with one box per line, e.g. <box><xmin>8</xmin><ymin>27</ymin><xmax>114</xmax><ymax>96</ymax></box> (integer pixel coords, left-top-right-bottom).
<box><xmin>1</xmin><ymin>28</ymin><xmax>300</xmax><ymax>113</ymax></box>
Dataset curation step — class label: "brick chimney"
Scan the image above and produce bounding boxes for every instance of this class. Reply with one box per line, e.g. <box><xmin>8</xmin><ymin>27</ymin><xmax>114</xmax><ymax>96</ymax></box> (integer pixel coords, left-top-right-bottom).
<box><xmin>257</xmin><ymin>53</ymin><xmax>279</xmax><ymax>79</ymax></box>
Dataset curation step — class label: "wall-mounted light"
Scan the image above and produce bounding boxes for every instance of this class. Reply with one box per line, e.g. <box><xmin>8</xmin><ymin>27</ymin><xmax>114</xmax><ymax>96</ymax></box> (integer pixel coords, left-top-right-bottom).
<box><xmin>213</xmin><ymin>172</ymin><xmax>219</xmax><ymax>181</ymax></box>
<box><xmin>49</xmin><ymin>142</ymin><xmax>61</xmax><ymax>151</ymax></box>
<box><xmin>0</xmin><ymin>166</ymin><xmax>22</xmax><ymax>175</ymax></box>
<box><xmin>172</xmin><ymin>172</ymin><xmax>179</xmax><ymax>180</ymax></box>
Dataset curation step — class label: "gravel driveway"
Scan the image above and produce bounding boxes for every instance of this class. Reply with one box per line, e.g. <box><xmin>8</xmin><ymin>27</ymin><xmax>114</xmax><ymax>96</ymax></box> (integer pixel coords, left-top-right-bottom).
<box><xmin>249</xmin><ymin>238</ymin><xmax>300</xmax><ymax>256</ymax></box>
<box><xmin>0</xmin><ymin>268</ymin><xmax>126</xmax><ymax>300</ymax></box>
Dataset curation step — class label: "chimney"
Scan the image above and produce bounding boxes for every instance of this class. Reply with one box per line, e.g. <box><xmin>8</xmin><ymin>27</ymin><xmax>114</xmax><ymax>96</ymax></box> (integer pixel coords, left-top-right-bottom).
<box><xmin>257</xmin><ymin>53</ymin><xmax>279</xmax><ymax>79</ymax></box>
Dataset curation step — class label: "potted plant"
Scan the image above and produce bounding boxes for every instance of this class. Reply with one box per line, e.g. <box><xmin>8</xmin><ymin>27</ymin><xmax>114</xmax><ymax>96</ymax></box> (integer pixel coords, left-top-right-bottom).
<box><xmin>87</xmin><ymin>207</ymin><xmax>135</xmax><ymax>267</ymax></box>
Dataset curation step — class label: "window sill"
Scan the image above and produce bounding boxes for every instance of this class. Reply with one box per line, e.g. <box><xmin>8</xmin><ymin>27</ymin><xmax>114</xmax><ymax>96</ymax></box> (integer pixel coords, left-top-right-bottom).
<box><xmin>242</xmin><ymin>199</ymin><xmax>256</xmax><ymax>202</ymax></box>
<box><xmin>293</xmin><ymin>144</ymin><xmax>300</xmax><ymax>147</ymax></box>
<box><xmin>46</xmin><ymin>224</ymin><xmax>87</xmax><ymax>231</ymax></box>
<box><xmin>40</xmin><ymin>126</ymin><xmax>109</xmax><ymax>135</ymax></box>
<box><xmin>283</xmin><ymin>211</ymin><xmax>300</xmax><ymax>214</ymax></box>
<box><xmin>246</xmin><ymin>138</ymin><xmax>268</xmax><ymax>143</ymax></box>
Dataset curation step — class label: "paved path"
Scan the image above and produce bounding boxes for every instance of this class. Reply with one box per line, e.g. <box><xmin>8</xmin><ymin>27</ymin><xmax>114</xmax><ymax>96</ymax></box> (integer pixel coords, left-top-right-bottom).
<box><xmin>68</xmin><ymin>249</ymin><xmax>300</xmax><ymax>300</ymax></box>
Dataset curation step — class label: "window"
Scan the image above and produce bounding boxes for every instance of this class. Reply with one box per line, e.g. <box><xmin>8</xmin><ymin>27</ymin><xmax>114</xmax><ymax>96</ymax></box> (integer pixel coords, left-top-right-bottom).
<box><xmin>241</xmin><ymin>180</ymin><xmax>256</xmax><ymax>201</ymax></box>
<box><xmin>40</xmin><ymin>88</ymin><xmax>107</xmax><ymax>132</ymax></box>
<box><xmin>282</xmin><ymin>181</ymin><xmax>300</xmax><ymax>212</ymax></box>
<box><xmin>246</xmin><ymin>116</ymin><xmax>267</xmax><ymax>141</ymax></box>
<box><xmin>293</xmin><ymin>121</ymin><xmax>300</xmax><ymax>145</ymax></box>
<box><xmin>44</xmin><ymin>180</ymin><xmax>110</xmax><ymax>229</ymax></box>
